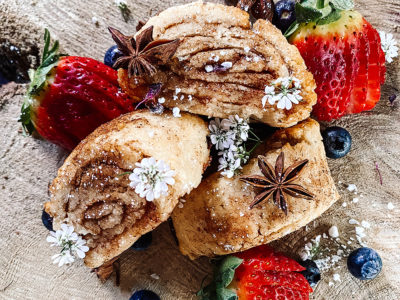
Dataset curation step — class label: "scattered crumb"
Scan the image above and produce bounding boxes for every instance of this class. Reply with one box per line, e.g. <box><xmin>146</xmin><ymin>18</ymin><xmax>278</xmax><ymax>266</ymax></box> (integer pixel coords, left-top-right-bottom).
<box><xmin>349</xmin><ymin>219</ymin><xmax>359</xmax><ymax>225</ymax></box>
<box><xmin>328</xmin><ymin>226</ymin><xmax>339</xmax><ymax>238</ymax></box>
<box><xmin>361</xmin><ymin>220</ymin><xmax>371</xmax><ymax>229</ymax></box>
<box><xmin>221</xmin><ymin>61</ymin><xmax>232</xmax><ymax>69</ymax></box>
<box><xmin>172</xmin><ymin>107</ymin><xmax>181</xmax><ymax>117</ymax></box>
<box><xmin>355</xmin><ymin>226</ymin><xmax>366</xmax><ymax>238</ymax></box>
<box><xmin>352</xmin><ymin>197</ymin><xmax>359</xmax><ymax>203</ymax></box>
<box><xmin>342</xmin><ymin>202</ymin><xmax>347</xmax><ymax>207</ymax></box>
<box><xmin>388</xmin><ymin>202</ymin><xmax>394</xmax><ymax>210</ymax></box>
<box><xmin>333</xmin><ymin>273</ymin><xmax>341</xmax><ymax>282</ymax></box>
<box><xmin>158</xmin><ymin>97</ymin><xmax>165</xmax><ymax>104</ymax></box>
<box><xmin>244</xmin><ymin>46</ymin><xmax>250</xmax><ymax>53</ymax></box>
<box><xmin>347</xmin><ymin>184</ymin><xmax>357</xmax><ymax>193</ymax></box>
<box><xmin>329</xmin><ymin>281</ymin><xmax>334</xmax><ymax>287</ymax></box>
<box><xmin>91</xmin><ymin>16</ymin><xmax>99</xmax><ymax>25</ymax></box>
<box><xmin>205</xmin><ymin>65</ymin><xmax>214</xmax><ymax>72</ymax></box>
<box><xmin>150</xmin><ymin>273</ymin><xmax>160</xmax><ymax>280</ymax></box>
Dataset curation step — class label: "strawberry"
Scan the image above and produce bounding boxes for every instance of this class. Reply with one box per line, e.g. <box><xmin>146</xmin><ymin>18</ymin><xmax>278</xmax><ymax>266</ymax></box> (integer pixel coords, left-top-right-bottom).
<box><xmin>19</xmin><ymin>30</ymin><xmax>142</xmax><ymax>150</ymax></box>
<box><xmin>197</xmin><ymin>245</ymin><xmax>312</xmax><ymax>300</ymax></box>
<box><xmin>287</xmin><ymin>0</ymin><xmax>386</xmax><ymax>121</ymax></box>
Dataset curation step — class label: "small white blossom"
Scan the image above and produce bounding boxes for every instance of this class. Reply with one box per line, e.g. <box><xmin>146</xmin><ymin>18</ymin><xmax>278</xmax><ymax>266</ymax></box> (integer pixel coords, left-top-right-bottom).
<box><xmin>205</xmin><ymin>65</ymin><xmax>214</xmax><ymax>72</ymax></box>
<box><xmin>209</xmin><ymin>118</ymin><xmax>234</xmax><ymax>150</ymax></box>
<box><xmin>218</xmin><ymin>145</ymin><xmax>249</xmax><ymax>178</ymax></box>
<box><xmin>221</xmin><ymin>61</ymin><xmax>232</xmax><ymax>69</ymax></box>
<box><xmin>379</xmin><ymin>31</ymin><xmax>398</xmax><ymax>63</ymax></box>
<box><xmin>223</xmin><ymin>115</ymin><xmax>250</xmax><ymax>142</ymax></box>
<box><xmin>46</xmin><ymin>224</ymin><xmax>89</xmax><ymax>267</ymax></box>
<box><xmin>172</xmin><ymin>107</ymin><xmax>181</xmax><ymax>117</ymax></box>
<box><xmin>209</xmin><ymin>115</ymin><xmax>253</xmax><ymax>178</ymax></box>
<box><xmin>114</xmin><ymin>0</ymin><xmax>127</xmax><ymax>5</ymax></box>
<box><xmin>262</xmin><ymin>77</ymin><xmax>303</xmax><ymax>110</ymax></box>
<box><xmin>129</xmin><ymin>157</ymin><xmax>175</xmax><ymax>201</ymax></box>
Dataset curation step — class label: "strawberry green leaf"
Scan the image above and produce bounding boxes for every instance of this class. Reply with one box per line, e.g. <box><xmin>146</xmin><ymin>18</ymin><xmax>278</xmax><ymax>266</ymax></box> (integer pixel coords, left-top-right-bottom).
<box><xmin>197</xmin><ymin>256</ymin><xmax>243</xmax><ymax>300</ymax></box>
<box><xmin>216</xmin><ymin>288</ymin><xmax>238</xmax><ymax>300</ymax></box>
<box><xmin>215</xmin><ymin>256</ymin><xmax>243</xmax><ymax>288</ymax></box>
<box><xmin>284</xmin><ymin>22</ymin><xmax>300</xmax><ymax>38</ymax></box>
<box><xmin>295</xmin><ymin>3</ymin><xmax>323</xmax><ymax>23</ymax></box>
<box><xmin>19</xmin><ymin>29</ymin><xmax>65</xmax><ymax>136</ymax></box>
<box><xmin>330</xmin><ymin>0</ymin><xmax>354</xmax><ymax>10</ymax></box>
<box><xmin>317</xmin><ymin>5</ymin><xmax>341</xmax><ymax>24</ymax></box>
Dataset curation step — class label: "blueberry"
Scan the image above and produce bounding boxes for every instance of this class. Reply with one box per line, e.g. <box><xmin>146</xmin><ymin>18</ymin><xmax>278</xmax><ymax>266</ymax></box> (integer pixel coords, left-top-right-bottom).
<box><xmin>104</xmin><ymin>45</ymin><xmax>122</xmax><ymax>68</ymax></box>
<box><xmin>41</xmin><ymin>210</ymin><xmax>53</xmax><ymax>231</ymax></box>
<box><xmin>130</xmin><ymin>290</ymin><xmax>160</xmax><ymax>300</ymax></box>
<box><xmin>322</xmin><ymin>126</ymin><xmax>352</xmax><ymax>159</ymax></box>
<box><xmin>299</xmin><ymin>259</ymin><xmax>321</xmax><ymax>287</ymax></box>
<box><xmin>347</xmin><ymin>247</ymin><xmax>382</xmax><ymax>280</ymax></box>
<box><xmin>131</xmin><ymin>232</ymin><xmax>152</xmax><ymax>251</ymax></box>
<box><xmin>273</xmin><ymin>0</ymin><xmax>296</xmax><ymax>33</ymax></box>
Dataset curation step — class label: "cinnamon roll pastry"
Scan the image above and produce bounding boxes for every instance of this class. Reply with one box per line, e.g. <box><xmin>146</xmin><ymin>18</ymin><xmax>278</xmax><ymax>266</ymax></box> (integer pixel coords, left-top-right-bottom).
<box><xmin>171</xmin><ymin>118</ymin><xmax>339</xmax><ymax>259</ymax></box>
<box><xmin>45</xmin><ymin>110</ymin><xmax>210</xmax><ymax>268</ymax></box>
<box><xmin>118</xmin><ymin>1</ymin><xmax>317</xmax><ymax>128</ymax></box>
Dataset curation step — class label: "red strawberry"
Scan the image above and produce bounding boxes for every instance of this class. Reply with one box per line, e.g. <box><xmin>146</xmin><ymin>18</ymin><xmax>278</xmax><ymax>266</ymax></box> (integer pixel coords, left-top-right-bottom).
<box><xmin>288</xmin><ymin>1</ymin><xmax>386</xmax><ymax>121</ymax></box>
<box><xmin>197</xmin><ymin>245</ymin><xmax>312</xmax><ymax>300</ymax></box>
<box><xmin>20</xmin><ymin>30</ymin><xmax>143</xmax><ymax>150</ymax></box>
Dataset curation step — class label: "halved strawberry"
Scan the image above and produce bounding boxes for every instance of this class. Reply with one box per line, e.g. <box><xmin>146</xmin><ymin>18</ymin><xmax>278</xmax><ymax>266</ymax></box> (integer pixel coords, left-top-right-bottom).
<box><xmin>288</xmin><ymin>1</ymin><xmax>386</xmax><ymax>121</ymax></box>
<box><xmin>20</xmin><ymin>30</ymin><xmax>144</xmax><ymax>150</ymax></box>
<box><xmin>197</xmin><ymin>245</ymin><xmax>312</xmax><ymax>300</ymax></box>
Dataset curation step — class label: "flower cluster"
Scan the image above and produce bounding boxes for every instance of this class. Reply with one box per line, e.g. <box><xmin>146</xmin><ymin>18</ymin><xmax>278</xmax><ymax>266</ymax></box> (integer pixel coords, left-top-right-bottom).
<box><xmin>262</xmin><ymin>76</ymin><xmax>303</xmax><ymax>110</ymax></box>
<box><xmin>379</xmin><ymin>31</ymin><xmax>398</xmax><ymax>64</ymax></box>
<box><xmin>129</xmin><ymin>157</ymin><xmax>175</xmax><ymax>201</ymax></box>
<box><xmin>47</xmin><ymin>224</ymin><xmax>89</xmax><ymax>267</ymax></box>
<box><xmin>209</xmin><ymin>115</ymin><xmax>252</xmax><ymax>178</ymax></box>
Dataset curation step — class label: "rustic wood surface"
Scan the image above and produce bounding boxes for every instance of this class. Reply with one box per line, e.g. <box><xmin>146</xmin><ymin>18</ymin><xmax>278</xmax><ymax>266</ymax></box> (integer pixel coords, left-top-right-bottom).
<box><xmin>0</xmin><ymin>0</ymin><xmax>399</xmax><ymax>299</ymax></box>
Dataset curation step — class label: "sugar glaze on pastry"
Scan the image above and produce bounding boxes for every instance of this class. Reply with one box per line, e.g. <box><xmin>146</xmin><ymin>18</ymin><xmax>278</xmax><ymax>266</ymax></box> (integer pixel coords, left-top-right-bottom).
<box><xmin>119</xmin><ymin>1</ymin><xmax>317</xmax><ymax>128</ymax></box>
<box><xmin>172</xmin><ymin>119</ymin><xmax>340</xmax><ymax>259</ymax></box>
<box><xmin>45</xmin><ymin>110</ymin><xmax>210</xmax><ymax>268</ymax></box>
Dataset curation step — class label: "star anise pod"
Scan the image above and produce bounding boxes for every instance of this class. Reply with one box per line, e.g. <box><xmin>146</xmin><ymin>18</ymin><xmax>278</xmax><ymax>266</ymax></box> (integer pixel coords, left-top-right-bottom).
<box><xmin>108</xmin><ymin>26</ymin><xmax>180</xmax><ymax>77</ymax></box>
<box><xmin>240</xmin><ymin>152</ymin><xmax>314</xmax><ymax>215</ymax></box>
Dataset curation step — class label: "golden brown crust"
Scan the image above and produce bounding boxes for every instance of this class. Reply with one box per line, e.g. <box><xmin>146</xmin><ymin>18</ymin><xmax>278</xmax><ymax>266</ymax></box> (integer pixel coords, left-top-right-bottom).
<box><xmin>46</xmin><ymin>110</ymin><xmax>210</xmax><ymax>268</ymax></box>
<box><xmin>171</xmin><ymin>118</ymin><xmax>339</xmax><ymax>259</ymax></box>
<box><xmin>120</xmin><ymin>1</ymin><xmax>317</xmax><ymax>128</ymax></box>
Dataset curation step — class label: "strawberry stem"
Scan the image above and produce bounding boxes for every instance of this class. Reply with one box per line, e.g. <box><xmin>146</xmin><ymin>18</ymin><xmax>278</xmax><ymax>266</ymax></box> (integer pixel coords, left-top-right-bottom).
<box><xmin>316</xmin><ymin>0</ymin><xmax>325</xmax><ymax>9</ymax></box>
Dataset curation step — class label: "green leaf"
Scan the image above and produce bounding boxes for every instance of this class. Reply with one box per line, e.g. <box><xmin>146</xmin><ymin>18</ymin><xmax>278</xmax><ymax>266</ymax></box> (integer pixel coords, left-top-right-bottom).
<box><xmin>19</xmin><ymin>29</ymin><xmax>64</xmax><ymax>136</ymax></box>
<box><xmin>295</xmin><ymin>2</ymin><xmax>323</xmax><ymax>23</ymax></box>
<box><xmin>284</xmin><ymin>22</ymin><xmax>300</xmax><ymax>38</ymax></box>
<box><xmin>317</xmin><ymin>6</ymin><xmax>341</xmax><ymax>24</ymax></box>
<box><xmin>330</xmin><ymin>0</ymin><xmax>354</xmax><ymax>10</ymax></box>
<box><xmin>216</xmin><ymin>288</ymin><xmax>238</xmax><ymax>300</ymax></box>
<box><xmin>215</xmin><ymin>256</ymin><xmax>243</xmax><ymax>288</ymax></box>
<box><xmin>197</xmin><ymin>256</ymin><xmax>243</xmax><ymax>300</ymax></box>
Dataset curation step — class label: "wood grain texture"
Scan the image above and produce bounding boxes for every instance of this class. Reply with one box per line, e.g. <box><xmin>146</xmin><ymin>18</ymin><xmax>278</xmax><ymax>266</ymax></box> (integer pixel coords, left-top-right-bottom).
<box><xmin>0</xmin><ymin>0</ymin><xmax>399</xmax><ymax>299</ymax></box>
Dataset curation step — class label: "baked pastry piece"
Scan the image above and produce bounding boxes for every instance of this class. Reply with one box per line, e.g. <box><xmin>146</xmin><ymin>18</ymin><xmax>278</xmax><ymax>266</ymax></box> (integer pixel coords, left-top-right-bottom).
<box><xmin>118</xmin><ymin>1</ymin><xmax>317</xmax><ymax>128</ymax></box>
<box><xmin>45</xmin><ymin>110</ymin><xmax>210</xmax><ymax>268</ymax></box>
<box><xmin>171</xmin><ymin>118</ymin><xmax>339</xmax><ymax>259</ymax></box>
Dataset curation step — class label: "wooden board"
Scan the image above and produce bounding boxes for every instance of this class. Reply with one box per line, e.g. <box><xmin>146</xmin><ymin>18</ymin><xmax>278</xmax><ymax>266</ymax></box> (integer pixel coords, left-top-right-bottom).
<box><xmin>0</xmin><ymin>0</ymin><xmax>399</xmax><ymax>299</ymax></box>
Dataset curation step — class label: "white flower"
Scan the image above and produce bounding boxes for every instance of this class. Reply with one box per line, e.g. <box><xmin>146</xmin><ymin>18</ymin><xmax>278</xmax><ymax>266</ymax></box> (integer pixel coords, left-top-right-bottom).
<box><xmin>379</xmin><ymin>31</ymin><xmax>398</xmax><ymax>63</ymax></box>
<box><xmin>47</xmin><ymin>224</ymin><xmax>89</xmax><ymax>267</ymax></box>
<box><xmin>262</xmin><ymin>76</ymin><xmax>303</xmax><ymax>110</ymax></box>
<box><xmin>209</xmin><ymin>118</ymin><xmax>234</xmax><ymax>150</ymax></box>
<box><xmin>221</xmin><ymin>61</ymin><xmax>233</xmax><ymax>69</ymax></box>
<box><xmin>172</xmin><ymin>107</ymin><xmax>181</xmax><ymax>117</ymax></box>
<box><xmin>52</xmin><ymin>251</ymin><xmax>75</xmax><ymax>267</ymax></box>
<box><xmin>223</xmin><ymin>115</ymin><xmax>250</xmax><ymax>142</ymax></box>
<box><xmin>129</xmin><ymin>157</ymin><xmax>175</xmax><ymax>201</ymax></box>
<box><xmin>114</xmin><ymin>0</ymin><xmax>127</xmax><ymax>6</ymax></box>
<box><xmin>218</xmin><ymin>145</ymin><xmax>249</xmax><ymax>178</ymax></box>
<box><xmin>205</xmin><ymin>65</ymin><xmax>214</xmax><ymax>72</ymax></box>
